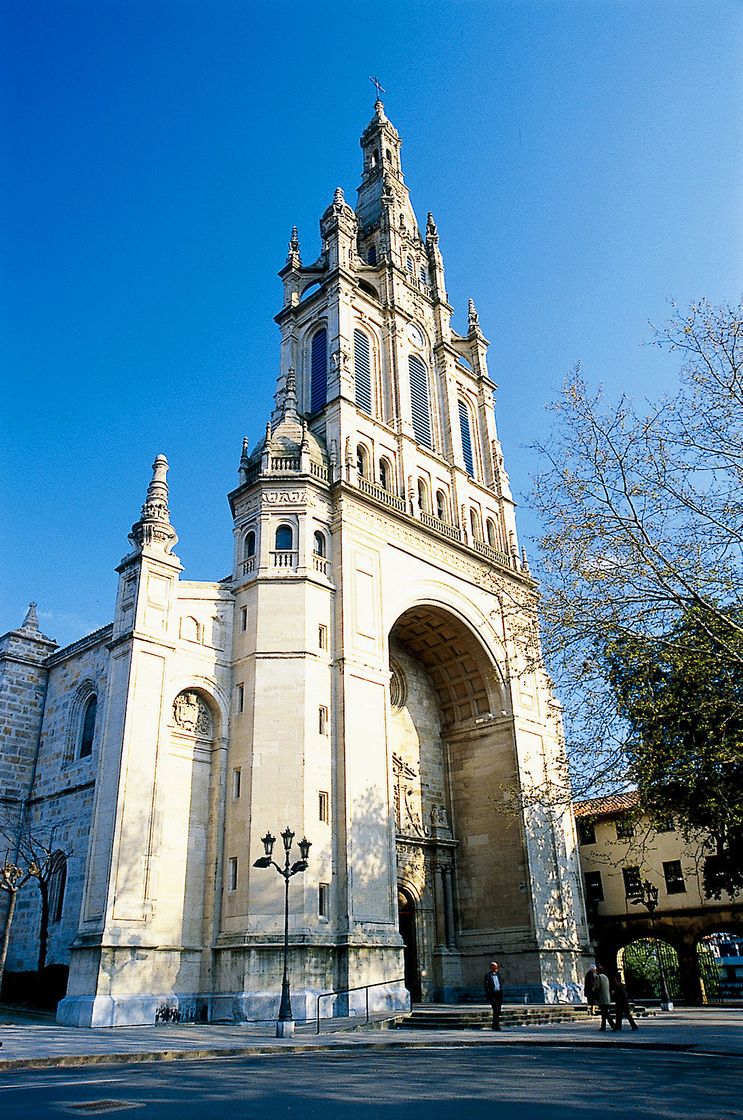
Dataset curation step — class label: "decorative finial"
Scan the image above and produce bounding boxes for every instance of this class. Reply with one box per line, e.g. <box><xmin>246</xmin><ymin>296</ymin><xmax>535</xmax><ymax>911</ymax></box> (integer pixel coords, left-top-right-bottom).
<box><xmin>426</xmin><ymin>212</ymin><xmax>438</xmax><ymax>243</ymax></box>
<box><xmin>284</xmin><ymin>367</ymin><xmax>298</xmax><ymax>417</ymax></box>
<box><xmin>240</xmin><ymin>436</ymin><xmax>249</xmax><ymax>465</ymax></box>
<box><xmin>128</xmin><ymin>455</ymin><xmax>178</xmax><ymax>553</ymax></box>
<box><xmin>334</xmin><ymin>186</ymin><xmax>345</xmax><ymax>207</ymax></box>
<box><xmin>286</xmin><ymin>226</ymin><xmax>301</xmax><ymax>267</ymax></box>
<box><xmin>468</xmin><ymin>298</ymin><xmax>480</xmax><ymax>331</ymax></box>
<box><xmin>21</xmin><ymin>601</ymin><xmax>40</xmax><ymax>631</ymax></box>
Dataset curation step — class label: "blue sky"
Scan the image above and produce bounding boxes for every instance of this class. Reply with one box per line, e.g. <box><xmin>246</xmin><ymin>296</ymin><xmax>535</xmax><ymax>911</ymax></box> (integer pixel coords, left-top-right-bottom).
<box><xmin>2</xmin><ymin>0</ymin><xmax>741</xmax><ymax>647</ymax></box>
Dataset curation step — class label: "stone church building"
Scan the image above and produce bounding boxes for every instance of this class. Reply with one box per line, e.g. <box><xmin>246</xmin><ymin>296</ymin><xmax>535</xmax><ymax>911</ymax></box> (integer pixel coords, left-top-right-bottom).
<box><xmin>0</xmin><ymin>101</ymin><xmax>590</xmax><ymax>1027</ymax></box>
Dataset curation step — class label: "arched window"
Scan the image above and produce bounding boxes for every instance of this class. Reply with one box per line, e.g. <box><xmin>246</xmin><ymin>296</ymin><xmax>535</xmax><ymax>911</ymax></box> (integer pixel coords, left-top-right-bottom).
<box><xmin>79</xmin><ymin>695</ymin><xmax>97</xmax><ymax>759</ymax></box>
<box><xmin>417</xmin><ymin>478</ymin><xmax>430</xmax><ymax>515</ymax></box>
<box><xmin>367</xmin><ymin>246</ymin><xmax>377</xmax><ymax>266</ymax></box>
<box><xmin>313</xmin><ymin>530</ymin><xmax>326</xmax><ymax>557</ymax></box>
<box><xmin>275</xmin><ymin>525</ymin><xmax>293</xmax><ymax>551</ymax></box>
<box><xmin>458</xmin><ymin>399</ymin><xmax>475</xmax><ymax>476</ymax></box>
<box><xmin>409</xmin><ymin>355</ymin><xmax>432</xmax><ymax>449</ymax></box>
<box><xmin>470</xmin><ymin>509</ymin><xmax>482</xmax><ymax>542</ymax></box>
<box><xmin>244</xmin><ymin>530</ymin><xmax>256</xmax><ymax>559</ymax></box>
<box><xmin>486</xmin><ymin>518</ymin><xmax>497</xmax><ymax>547</ymax></box>
<box><xmin>49</xmin><ymin>852</ymin><xmax>67</xmax><ymax>924</ymax></box>
<box><xmin>435</xmin><ymin>489</ymin><xmax>448</xmax><ymax>522</ymax></box>
<box><xmin>354</xmin><ymin>328</ymin><xmax>372</xmax><ymax>414</ymax></box>
<box><xmin>406</xmin><ymin>255</ymin><xmax>414</xmax><ymax>275</ymax></box>
<box><xmin>357</xmin><ymin>444</ymin><xmax>370</xmax><ymax>479</ymax></box>
<box><xmin>379</xmin><ymin>457</ymin><xmax>393</xmax><ymax>492</ymax></box>
<box><xmin>310</xmin><ymin>328</ymin><xmax>327</xmax><ymax>413</ymax></box>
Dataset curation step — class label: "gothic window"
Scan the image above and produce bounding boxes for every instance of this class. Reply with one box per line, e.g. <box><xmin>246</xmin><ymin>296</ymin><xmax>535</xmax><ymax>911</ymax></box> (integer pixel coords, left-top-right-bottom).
<box><xmin>417</xmin><ymin>478</ymin><xmax>430</xmax><ymax>514</ymax></box>
<box><xmin>486</xmin><ymin>518</ymin><xmax>497</xmax><ymax>547</ymax></box>
<box><xmin>354</xmin><ymin>328</ymin><xmax>372</xmax><ymax>414</ymax></box>
<box><xmin>379</xmin><ymin>457</ymin><xmax>393</xmax><ymax>492</ymax></box>
<box><xmin>435</xmin><ymin>489</ymin><xmax>448</xmax><ymax>522</ymax></box>
<box><xmin>357</xmin><ymin>444</ymin><xmax>370</xmax><ymax>479</ymax></box>
<box><xmin>458</xmin><ymin>399</ymin><xmax>475</xmax><ymax>476</ymax></box>
<box><xmin>470</xmin><ymin>508</ymin><xmax>482</xmax><ymax>541</ymax></box>
<box><xmin>48</xmin><ymin>853</ymin><xmax>67</xmax><ymax>923</ymax></box>
<box><xmin>275</xmin><ymin>525</ymin><xmax>293</xmax><ymax>551</ymax></box>
<box><xmin>310</xmin><ymin>328</ymin><xmax>328</xmax><ymax>413</ymax></box>
<box><xmin>79</xmin><ymin>695</ymin><xmax>97</xmax><ymax>759</ymax></box>
<box><xmin>313</xmin><ymin>530</ymin><xmax>326</xmax><ymax>557</ymax></box>
<box><xmin>409</xmin><ymin>355</ymin><xmax>432</xmax><ymax>449</ymax></box>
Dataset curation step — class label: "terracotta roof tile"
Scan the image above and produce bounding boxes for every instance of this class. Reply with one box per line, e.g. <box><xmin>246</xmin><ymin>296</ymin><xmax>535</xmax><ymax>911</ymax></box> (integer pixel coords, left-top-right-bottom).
<box><xmin>573</xmin><ymin>790</ymin><xmax>639</xmax><ymax>817</ymax></box>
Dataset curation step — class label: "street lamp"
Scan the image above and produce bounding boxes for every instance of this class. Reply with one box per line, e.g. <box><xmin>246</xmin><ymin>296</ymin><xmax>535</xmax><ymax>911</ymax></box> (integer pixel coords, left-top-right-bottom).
<box><xmin>253</xmin><ymin>827</ymin><xmax>311</xmax><ymax>1037</ymax></box>
<box><xmin>631</xmin><ymin>879</ymin><xmax>673</xmax><ymax>1010</ymax></box>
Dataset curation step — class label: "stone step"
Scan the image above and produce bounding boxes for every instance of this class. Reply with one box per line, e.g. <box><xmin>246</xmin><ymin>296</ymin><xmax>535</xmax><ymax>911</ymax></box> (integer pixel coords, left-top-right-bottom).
<box><xmin>397</xmin><ymin>1005</ymin><xmax>587</xmax><ymax>1030</ymax></box>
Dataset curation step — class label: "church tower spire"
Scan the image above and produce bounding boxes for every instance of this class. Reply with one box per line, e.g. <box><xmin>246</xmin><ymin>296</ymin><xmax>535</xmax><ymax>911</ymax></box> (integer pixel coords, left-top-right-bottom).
<box><xmin>128</xmin><ymin>455</ymin><xmax>178</xmax><ymax>554</ymax></box>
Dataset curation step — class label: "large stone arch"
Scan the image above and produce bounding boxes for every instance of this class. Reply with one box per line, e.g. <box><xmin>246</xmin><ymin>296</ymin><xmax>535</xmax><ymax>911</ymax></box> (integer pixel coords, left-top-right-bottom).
<box><xmin>385</xmin><ymin>596</ymin><xmax>535</xmax><ymax>1001</ymax></box>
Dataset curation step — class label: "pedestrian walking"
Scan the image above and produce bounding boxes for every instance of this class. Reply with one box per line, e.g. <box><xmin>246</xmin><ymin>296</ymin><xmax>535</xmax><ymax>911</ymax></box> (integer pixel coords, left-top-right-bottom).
<box><xmin>595</xmin><ymin>965</ymin><xmax>615</xmax><ymax>1031</ymax></box>
<box><xmin>584</xmin><ymin>964</ymin><xmax>599</xmax><ymax>1015</ymax></box>
<box><xmin>611</xmin><ymin>974</ymin><xmax>639</xmax><ymax>1031</ymax></box>
<box><xmin>483</xmin><ymin>960</ymin><xmax>504</xmax><ymax>1030</ymax></box>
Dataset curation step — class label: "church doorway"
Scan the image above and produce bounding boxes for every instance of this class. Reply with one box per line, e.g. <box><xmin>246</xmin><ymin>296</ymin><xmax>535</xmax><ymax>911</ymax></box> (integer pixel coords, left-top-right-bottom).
<box><xmin>398</xmin><ymin>888</ymin><xmax>421</xmax><ymax>1002</ymax></box>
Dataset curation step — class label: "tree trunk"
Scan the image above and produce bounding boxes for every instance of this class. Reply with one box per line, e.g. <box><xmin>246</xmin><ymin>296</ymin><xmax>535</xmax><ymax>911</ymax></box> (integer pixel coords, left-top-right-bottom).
<box><xmin>0</xmin><ymin>890</ymin><xmax>17</xmax><ymax>994</ymax></box>
<box><xmin>37</xmin><ymin>879</ymin><xmax>49</xmax><ymax>976</ymax></box>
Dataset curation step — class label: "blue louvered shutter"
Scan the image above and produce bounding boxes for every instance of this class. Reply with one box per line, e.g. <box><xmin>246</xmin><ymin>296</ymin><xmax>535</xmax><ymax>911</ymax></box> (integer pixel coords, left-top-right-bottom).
<box><xmin>409</xmin><ymin>355</ymin><xmax>432</xmax><ymax>449</ymax></box>
<box><xmin>354</xmin><ymin>329</ymin><xmax>372</xmax><ymax>413</ymax></box>
<box><xmin>458</xmin><ymin>399</ymin><xmax>475</xmax><ymax>475</ymax></box>
<box><xmin>310</xmin><ymin>329</ymin><xmax>327</xmax><ymax>413</ymax></box>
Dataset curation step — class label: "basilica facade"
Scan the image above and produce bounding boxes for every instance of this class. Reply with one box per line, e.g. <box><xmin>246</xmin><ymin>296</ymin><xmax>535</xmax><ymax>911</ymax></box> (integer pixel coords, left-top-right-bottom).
<box><xmin>0</xmin><ymin>102</ymin><xmax>590</xmax><ymax>1027</ymax></box>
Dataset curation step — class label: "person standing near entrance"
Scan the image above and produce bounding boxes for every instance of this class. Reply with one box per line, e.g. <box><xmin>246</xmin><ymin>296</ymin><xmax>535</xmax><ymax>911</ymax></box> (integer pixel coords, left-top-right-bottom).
<box><xmin>484</xmin><ymin>961</ymin><xmax>504</xmax><ymax>1030</ymax></box>
<box><xmin>584</xmin><ymin>964</ymin><xmax>599</xmax><ymax>1015</ymax></box>
<box><xmin>595</xmin><ymin>965</ymin><xmax>615</xmax><ymax>1031</ymax></box>
<box><xmin>611</xmin><ymin>974</ymin><xmax>639</xmax><ymax>1031</ymax></box>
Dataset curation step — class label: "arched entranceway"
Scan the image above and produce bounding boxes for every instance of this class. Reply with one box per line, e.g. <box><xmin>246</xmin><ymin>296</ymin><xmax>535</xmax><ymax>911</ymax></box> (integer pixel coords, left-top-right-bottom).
<box><xmin>387</xmin><ymin>603</ymin><xmax>532</xmax><ymax>1003</ymax></box>
<box><xmin>697</xmin><ymin>930</ymin><xmax>743</xmax><ymax>1004</ymax></box>
<box><xmin>398</xmin><ymin>888</ymin><xmax>421</xmax><ymax>1002</ymax></box>
<box><xmin>619</xmin><ymin>938</ymin><xmax>681</xmax><ymax>1003</ymax></box>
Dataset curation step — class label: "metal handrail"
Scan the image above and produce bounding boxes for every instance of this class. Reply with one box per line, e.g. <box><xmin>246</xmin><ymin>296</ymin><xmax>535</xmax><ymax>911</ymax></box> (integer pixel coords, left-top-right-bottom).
<box><xmin>315</xmin><ymin>977</ymin><xmax>407</xmax><ymax>1033</ymax></box>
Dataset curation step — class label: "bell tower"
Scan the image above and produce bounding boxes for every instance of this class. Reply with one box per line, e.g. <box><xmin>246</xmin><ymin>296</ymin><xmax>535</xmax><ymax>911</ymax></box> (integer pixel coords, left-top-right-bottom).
<box><xmin>225</xmin><ymin>99</ymin><xmax>589</xmax><ymax>1014</ymax></box>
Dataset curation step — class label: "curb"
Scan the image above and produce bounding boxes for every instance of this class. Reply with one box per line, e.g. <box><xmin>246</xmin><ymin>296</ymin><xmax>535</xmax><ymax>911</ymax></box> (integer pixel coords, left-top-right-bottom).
<box><xmin>1</xmin><ymin>1032</ymin><xmax>741</xmax><ymax>1071</ymax></box>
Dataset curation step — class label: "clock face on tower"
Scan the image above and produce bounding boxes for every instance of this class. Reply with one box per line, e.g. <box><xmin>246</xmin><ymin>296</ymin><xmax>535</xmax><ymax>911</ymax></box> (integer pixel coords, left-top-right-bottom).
<box><xmin>406</xmin><ymin>323</ymin><xmax>425</xmax><ymax>349</ymax></box>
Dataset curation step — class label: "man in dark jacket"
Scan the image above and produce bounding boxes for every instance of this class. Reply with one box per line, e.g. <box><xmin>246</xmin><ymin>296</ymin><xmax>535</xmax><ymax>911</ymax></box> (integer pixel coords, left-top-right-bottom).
<box><xmin>484</xmin><ymin>961</ymin><xmax>504</xmax><ymax>1030</ymax></box>
<box><xmin>611</xmin><ymin>974</ymin><xmax>639</xmax><ymax>1031</ymax></box>
<box><xmin>584</xmin><ymin>965</ymin><xmax>599</xmax><ymax>1015</ymax></box>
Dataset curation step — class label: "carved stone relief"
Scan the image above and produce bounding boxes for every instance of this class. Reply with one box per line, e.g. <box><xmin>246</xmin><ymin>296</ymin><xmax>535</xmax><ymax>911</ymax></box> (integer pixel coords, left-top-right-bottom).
<box><xmin>173</xmin><ymin>691</ymin><xmax>213</xmax><ymax>737</ymax></box>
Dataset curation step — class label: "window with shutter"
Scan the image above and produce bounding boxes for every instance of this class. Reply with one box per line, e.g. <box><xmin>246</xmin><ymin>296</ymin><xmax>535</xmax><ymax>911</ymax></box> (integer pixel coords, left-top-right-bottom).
<box><xmin>354</xmin><ymin>329</ymin><xmax>372</xmax><ymax>413</ymax></box>
<box><xmin>310</xmin><ymin>329</ymin><xmax>327</xmax><ymax>413</ymax></box>
<box><xmin>409</xmin><ymin>355</ymin><xmax>432</xmax><ymax>449</ymax></box>
<box><xmin>458</xmin><ymin>399</ymin><xmax>475</xmax><ymax>475</ymax></box>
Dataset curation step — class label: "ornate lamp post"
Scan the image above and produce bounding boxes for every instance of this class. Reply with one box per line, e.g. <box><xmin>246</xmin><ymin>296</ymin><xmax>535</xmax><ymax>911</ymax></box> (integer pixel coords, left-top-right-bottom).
<box><xmin>253</xmin><ymin>827</ymin><xmax>311</xmax><ymax>1037</ymax></box>
<box><xmin>631</xmin><ymin>879</ymin><xmax>673</xmax><ymax>1010</ymax></box>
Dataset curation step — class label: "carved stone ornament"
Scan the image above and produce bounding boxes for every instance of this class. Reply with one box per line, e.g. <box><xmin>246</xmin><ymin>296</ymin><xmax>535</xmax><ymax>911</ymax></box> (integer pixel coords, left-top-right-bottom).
<box><xmin>392</xmin><ymin>752</ymin><xmax>427</xmax><ymax>839</ymax></box>
<box><xmin>262</xmin><ymin>490</ymin><xmax>305</xmax><ymax>505</ymax></box>
<box><xmin>173</xmin><ymin>691</ymin><xmax>213</xmax><ymax>737</ymax></box>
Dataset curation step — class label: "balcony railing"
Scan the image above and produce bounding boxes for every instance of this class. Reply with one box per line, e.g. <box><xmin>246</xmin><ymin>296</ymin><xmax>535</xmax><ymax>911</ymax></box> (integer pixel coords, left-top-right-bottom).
<box><xmin>271</xmin><ymin>455</ymin><xmax>300</xmax><ymax>472</ymax></box>
<box><xmin>241</xmin><ymin>556</ymin><xmax>256</xmax><ymax>576</ymax></box>
<box><xmin>473</xmin><ymin>538</ymin><xmax>512</xmax><ymax>567</ymax></box>
<box><xmin>271</xmin><ymin>549</ymin><xmax>299</xmax><ymax>569</ymax></box>
<box><xmin>421</xmin><ymin>511</ymin><xmax>462</xmax><ymax>541</ymax></box>
<box><xmin>357</xmin><ymin>475</ymin><xmax>407</xmax><ymax>512</ymax></box>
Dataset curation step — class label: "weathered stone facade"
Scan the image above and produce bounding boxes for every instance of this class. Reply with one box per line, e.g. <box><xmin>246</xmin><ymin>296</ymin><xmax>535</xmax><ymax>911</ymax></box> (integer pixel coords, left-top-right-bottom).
<box><xmin>0</xmin><ymin>103</ymin><xmax>591</xmax><ymax>1026</ymax></box>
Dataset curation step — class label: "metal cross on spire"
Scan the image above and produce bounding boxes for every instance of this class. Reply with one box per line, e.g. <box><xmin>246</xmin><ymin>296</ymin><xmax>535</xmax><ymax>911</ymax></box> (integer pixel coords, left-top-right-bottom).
<box><xmin>369</xmin><ymin>75</ymin><xmax>386</xmax><ymax>101</ymax></box>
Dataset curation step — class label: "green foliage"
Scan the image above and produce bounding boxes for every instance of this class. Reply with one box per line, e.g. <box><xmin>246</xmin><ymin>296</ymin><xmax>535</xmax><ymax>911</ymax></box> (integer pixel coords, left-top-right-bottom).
<box><xmin>604</xmin><ymin>608</ymin><xmax>743</xmax><ymax>895</ymax></box>
<box><xmin>533</xmin><ymin>299</ymin><xmax>743</xmax><ymax>862</ymax></box>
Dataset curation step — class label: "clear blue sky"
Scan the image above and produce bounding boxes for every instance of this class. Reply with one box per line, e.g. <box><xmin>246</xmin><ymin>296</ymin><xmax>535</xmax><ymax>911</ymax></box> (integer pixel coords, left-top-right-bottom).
<box><xmin>2</xmin><ymin>0</ymin><xmax>741</xmax><ymax>647</ymax></box>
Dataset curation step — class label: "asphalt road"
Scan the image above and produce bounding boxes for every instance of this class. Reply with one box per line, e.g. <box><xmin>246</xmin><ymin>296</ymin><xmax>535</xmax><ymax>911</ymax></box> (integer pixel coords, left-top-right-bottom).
<box><xmin>0</xmin><ymin>1045</ymin><xmax>740</xmax><ymax>1119</ymax></box>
